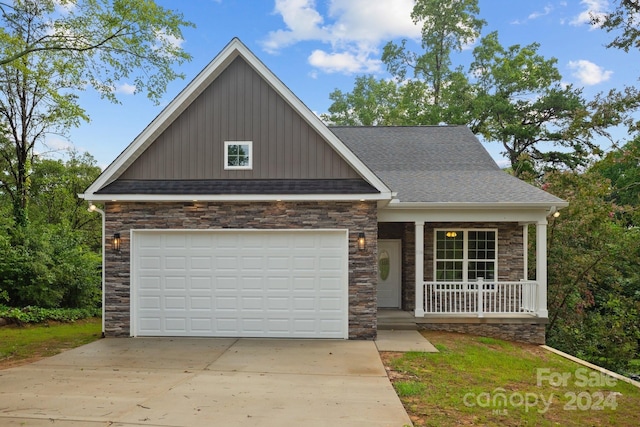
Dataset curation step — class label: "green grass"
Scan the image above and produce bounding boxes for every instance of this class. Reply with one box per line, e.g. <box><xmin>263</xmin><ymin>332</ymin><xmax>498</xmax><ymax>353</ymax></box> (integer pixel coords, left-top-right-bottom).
<box><xmin>0</xmin><ymin>318</ymin><xmax>102</xmax><ymax>367</ymax></box>
<box><xmin>381</xmin><ymin>331</ymin><xmax>640</xmax><ymax>427</ymax></box>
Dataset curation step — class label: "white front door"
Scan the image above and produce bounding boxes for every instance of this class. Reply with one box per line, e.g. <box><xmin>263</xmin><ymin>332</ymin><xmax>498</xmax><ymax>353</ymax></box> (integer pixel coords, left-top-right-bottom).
<box><xmin>377</xmin><ymin>239</ymin><xmax>401</xmax><ymax>308</ymax></box>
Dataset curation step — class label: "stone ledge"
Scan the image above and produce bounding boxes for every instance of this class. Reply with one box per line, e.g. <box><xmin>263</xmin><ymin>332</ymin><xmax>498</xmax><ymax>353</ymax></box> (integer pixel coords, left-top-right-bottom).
<box><xmin>419</xmin><ymin>315</ymin><xmax>548</xmax><ymax>325</ymax></box>
<box><xmin>418</xmin><ymin>322</ymin><xmax>546</xmax><ymax>345</ymax></box>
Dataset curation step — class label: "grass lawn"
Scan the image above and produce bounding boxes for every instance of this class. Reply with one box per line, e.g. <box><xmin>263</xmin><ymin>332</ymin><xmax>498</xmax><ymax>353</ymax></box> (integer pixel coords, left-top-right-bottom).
<box><xmin>0</xmin><ymin>318</ymin><xmax>102</xmax><ymax>369</ymax></box>
<box><xmin>381</xmin><ymin>331</ymin><xmax>640</xmax><ymax>427</ymax></box>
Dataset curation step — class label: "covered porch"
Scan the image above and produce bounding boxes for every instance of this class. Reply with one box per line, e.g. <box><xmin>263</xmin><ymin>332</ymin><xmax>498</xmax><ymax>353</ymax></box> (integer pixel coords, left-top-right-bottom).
<box><xmin>376</xmin><ymin>205</ymin><xmax>555</xmax><ymax>344</ymax></box>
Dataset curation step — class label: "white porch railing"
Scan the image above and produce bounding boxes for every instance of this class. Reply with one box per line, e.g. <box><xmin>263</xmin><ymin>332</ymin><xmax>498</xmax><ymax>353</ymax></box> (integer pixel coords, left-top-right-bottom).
<box><xmin>423</xmin><ymin>279</ymin><xmax>539</xmax><ymax>316</ymax></box>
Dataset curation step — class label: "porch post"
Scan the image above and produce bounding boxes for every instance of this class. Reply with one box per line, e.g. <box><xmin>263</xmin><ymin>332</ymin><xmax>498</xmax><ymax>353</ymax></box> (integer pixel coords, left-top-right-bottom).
<box><xmin>415</xmin><ymin>222</ymin><xmax>425</xmax><ymax>316</ymax></box>
<box><xmin>535</xmin><ymin>220</ymin><xmax>549</xmax><ymax>318</ymax></box>
<box><xmin>522</xmin><ymin>224</ymin><xmax>528</xmax><ymax>280</ymax></box>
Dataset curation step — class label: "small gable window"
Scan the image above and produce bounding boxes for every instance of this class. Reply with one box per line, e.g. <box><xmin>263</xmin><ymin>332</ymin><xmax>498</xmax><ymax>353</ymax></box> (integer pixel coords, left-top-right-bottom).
<box><xmin>224</xmin><ymin>141</ymin><xmax>252</xmax><ymax>170</ymax></box>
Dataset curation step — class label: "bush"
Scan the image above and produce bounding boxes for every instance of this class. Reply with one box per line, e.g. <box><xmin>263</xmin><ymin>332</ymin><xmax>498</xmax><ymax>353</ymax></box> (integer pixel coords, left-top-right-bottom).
<box><xmin>0</xmin><ymin>224</ymin><xmax>101</xmax><ymax>308</ymax></box>
<box><xmin>0</xmin><ymin>305</ymin><xmax>101</xmax><ymax>324</ymax></box>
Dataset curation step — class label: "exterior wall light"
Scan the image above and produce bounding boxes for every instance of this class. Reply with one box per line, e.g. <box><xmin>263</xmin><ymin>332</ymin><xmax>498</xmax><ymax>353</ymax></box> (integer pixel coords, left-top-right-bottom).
<box><xmin>113</xmin><ymin>233</ymin><xmax>121</xmax><ymax>252</ymax></box>
<box><xmin>446</xmin><ymin>231</ymin><xmax>458</xmax><ymax>238</ymax></box>
<box><xmin>357</xmin><ymin>232</ymin><xmax>366</xmax><ymax>250</ymax></box>
<box><xmin>553</xmin><ymin>211</ymin><xmax>560</xmax><ymax>218</ymax></box>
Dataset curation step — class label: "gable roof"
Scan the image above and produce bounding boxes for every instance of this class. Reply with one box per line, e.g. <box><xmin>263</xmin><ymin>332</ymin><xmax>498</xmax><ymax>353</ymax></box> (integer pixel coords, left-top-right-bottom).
<box><xmin>331</xmin><ymin>126</ymin><xmax>568</xmax><ymax>208</ymax></box>
<box><xmin>80</xmin><ymin>38</ymin><xmax>391</xmax><ymax>202</ymax></box>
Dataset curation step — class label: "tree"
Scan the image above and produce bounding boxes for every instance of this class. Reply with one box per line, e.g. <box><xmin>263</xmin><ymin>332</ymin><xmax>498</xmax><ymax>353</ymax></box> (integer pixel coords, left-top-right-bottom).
<box><xmin>322</xmin><ymin>75</ymin><xmax>403</xmax><ymax>126</ymax></box>
<box><xmin>28</xmin><ymin>151</ymin><xmax>102</xmax><ymax>245</ymax></box>
<box><xmin>382</xmin><ymin>0</ymin><xmax>484</xmax><ymax>110</ymax></box>
<box><xmin>0</xmin><ymin>0</ymin><xmax>193</xmax><ymax>226</ymax></box>
<box><xmin>594</xmin><ymin>0</ymin><xmax>640</xmax><ymax>53</ymax></box>
<box><xmin>543</xmin><ymin>169</ymin><xmax>640</xmax><ymax>373</ymax></box>
<box><xmin>591</xmin><ymin>136</ymin><xmax>640</xmax><ymax>225</ymax></box>
<box><xmin>469</xmin><ymin>32</ymin><xmax>612</xmax><ymax>178</ymax></box>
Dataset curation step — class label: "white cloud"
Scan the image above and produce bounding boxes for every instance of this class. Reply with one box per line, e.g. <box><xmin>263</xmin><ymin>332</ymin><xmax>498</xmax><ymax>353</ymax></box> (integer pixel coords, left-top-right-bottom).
<box><xmin>116</xmin><ymin>83</ymin><xmax>136</xmax><ymax>95</ymax></box>
<box><xmin>567</xmin><ymin>59</ymin><xmax>612</xmax><ymax>85</ymax></box>
<box><xmin>262</xmin><ymin>0</ymin><xmax>329</xmax><ymax>53</ymax></box>
<box><xmin>262</xmin><ymin>0</ymin><xmax>419</xmax><ymax>74</ymax></box>
<box><xmin>570</xmin><ymin>0</ymin><xmax>608</xmax><ymax>29</ymax></box>
<box><xmin>308</xmin><ymin>49</ymin><xmax>381</xmax><ymax>73</ymax></box>
<box><xmin>528</xmin><ymin>5</ymin><xmax>553</xmax><ymax>20</ymax></box>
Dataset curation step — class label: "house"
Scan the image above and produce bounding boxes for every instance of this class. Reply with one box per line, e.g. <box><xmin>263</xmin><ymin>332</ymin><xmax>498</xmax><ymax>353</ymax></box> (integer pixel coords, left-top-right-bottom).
<box><xmin>80</xmin><ymin>38</ymin><xmax>567</xmax><ymax>344</ymax></box>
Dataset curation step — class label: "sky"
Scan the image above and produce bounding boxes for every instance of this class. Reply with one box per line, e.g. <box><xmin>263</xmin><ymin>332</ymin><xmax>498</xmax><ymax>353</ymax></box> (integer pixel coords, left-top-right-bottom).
<box><xmin>45</xmin><ymin>0</ymin><xmax>639</xmax><ymax>169</ymax></box>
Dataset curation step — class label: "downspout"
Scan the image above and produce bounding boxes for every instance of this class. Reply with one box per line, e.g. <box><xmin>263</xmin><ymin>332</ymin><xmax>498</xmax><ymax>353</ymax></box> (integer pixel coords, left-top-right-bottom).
<box><xmin>88</xmin><ymin>202</ymin><xmax>106</xmax><ymax>338</ymax></box>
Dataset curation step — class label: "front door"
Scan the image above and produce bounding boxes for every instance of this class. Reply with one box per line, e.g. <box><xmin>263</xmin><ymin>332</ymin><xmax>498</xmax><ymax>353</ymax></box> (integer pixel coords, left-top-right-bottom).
<box><xmin>377</xmin><ymin>239</ymin><xmax>401</xmax><ymax>308</ymax></box>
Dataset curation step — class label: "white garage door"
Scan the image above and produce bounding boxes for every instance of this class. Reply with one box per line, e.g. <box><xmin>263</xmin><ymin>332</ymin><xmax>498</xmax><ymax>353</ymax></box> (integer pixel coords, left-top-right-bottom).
<box><xmin>131</xmin><ymin>230</ymin><xmax>348</xmax><ymax>338</ymax></box>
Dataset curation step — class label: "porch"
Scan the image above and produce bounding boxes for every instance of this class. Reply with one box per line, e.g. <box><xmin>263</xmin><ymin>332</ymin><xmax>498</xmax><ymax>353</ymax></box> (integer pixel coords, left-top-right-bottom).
<box><xmin>376</xmin><ymin>214</ymin><xmax>552</xmax><ymax>343</ymax></box>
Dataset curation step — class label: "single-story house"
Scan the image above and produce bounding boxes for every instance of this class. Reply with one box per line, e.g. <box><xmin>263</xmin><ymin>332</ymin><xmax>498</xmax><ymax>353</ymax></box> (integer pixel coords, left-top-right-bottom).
<box><xmin>80</xmin><ymin>38</ymin><xmax>567</xmax><ymax>344</ymax></box>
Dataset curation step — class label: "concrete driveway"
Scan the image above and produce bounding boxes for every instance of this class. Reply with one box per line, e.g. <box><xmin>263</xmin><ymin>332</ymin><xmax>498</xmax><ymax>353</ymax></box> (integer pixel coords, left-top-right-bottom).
<box><xmin>0</xmin><ymin>338</ymin><xmax>412</xmax><ymax>426</ymax></box>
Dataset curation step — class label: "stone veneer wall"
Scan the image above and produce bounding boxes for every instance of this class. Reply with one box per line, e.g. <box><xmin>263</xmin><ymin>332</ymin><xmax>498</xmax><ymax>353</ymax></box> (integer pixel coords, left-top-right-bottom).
<box><xmin>104</xmin><ymin>201</ymin><xmax>378</xmax><ymax>339</ymax></box>
<box><xmin>418</xmin><ymin>322</ymin><xmax>546</xmax><ymax>345</ymax></box>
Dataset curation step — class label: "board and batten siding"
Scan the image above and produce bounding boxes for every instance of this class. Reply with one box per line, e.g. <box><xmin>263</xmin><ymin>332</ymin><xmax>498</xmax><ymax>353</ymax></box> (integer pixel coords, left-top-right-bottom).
<box><xmin>120</xmin><ymin>56</ymin><xmax>360</xmax><ymax>180</ymax></box>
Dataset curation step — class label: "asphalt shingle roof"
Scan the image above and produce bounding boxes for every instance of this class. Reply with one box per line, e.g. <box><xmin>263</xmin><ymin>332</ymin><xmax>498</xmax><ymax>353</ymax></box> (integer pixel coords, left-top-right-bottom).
<box><xmin>330</xmin><ymin>125</ymin><xmax>565</xmax><ymax>205</ymax></box>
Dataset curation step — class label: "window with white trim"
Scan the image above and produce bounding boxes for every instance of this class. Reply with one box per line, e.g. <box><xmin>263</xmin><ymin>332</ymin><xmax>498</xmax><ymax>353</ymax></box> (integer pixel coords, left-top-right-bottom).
<box><xmin>224</xmin><ymin>141</ymin><xmax>252</xmax><ymax>170</ymax></box>
<box><xmin>435</xmin><ymin>229</ymin><xmax>497</xmax><ymax>286</ymax></box>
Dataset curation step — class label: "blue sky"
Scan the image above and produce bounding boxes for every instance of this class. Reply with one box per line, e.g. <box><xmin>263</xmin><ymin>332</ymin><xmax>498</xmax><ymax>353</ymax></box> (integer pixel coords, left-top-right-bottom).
<box><xmin>47</xmin><ymin>0</ymin><xmax>637</xmax><ymax>169</ymax></box>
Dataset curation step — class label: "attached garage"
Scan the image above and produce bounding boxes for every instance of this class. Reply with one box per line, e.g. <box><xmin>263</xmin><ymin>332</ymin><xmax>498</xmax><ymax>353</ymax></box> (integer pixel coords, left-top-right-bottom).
<box><xmin>131</xmin><ymin>229</ymin><xmax>349</xmax><ymax>338</ymax></box>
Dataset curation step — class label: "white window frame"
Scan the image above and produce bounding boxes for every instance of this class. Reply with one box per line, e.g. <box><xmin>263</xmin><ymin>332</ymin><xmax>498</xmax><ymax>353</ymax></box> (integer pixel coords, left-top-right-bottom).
<box><xmin>433</xmin><ymin>228</ymin><xmax>498</xmax><ymax>291</ymax></box>
<box><xmin>224</xmin><ymin>141</ymin><xmax>253</xmax><ymax>170</ymax></box>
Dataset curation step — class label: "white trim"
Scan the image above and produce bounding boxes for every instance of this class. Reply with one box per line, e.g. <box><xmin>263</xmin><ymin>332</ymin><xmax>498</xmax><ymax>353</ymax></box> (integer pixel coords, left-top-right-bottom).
<box><xmin>522</xmin><ymin>224</ymin><xmax>528</xmax><ymax>281</ymax></box>
<box><xmin>433</xmin><ymin>228</ymin><xmax>498</xmax><ymax>285</ymax></box>
<box><xmin>379</xmin><ymin>207</ymin><xmax>551</xmax><ymax>223</ymax></box>
<box><xmin>535</xmin><ymin>221</ymin><xmax>549</xmax><ymax>318</ymax></box>
<box><xmin>224</xmin><ymin>141</ymin><xmax>253</xmax><ymax>170</ymax></box>
<box><xmin>130</xmin><ymin>228</ymin><xmax>350</xmax><ymax>339</ymax></box>
<box><xmin>79</xmin><ymin>193</ymin><xmax>387</xmax><ymax>202</ymax></box>
<box><xmin>415</xmin><ymin>222</ymin><xmax>425</xmax><ymax>317</ymax></box>
<box><xmin>385</xmin><ymin>201</ymin><xmax>569</xmax><ymax>209</ymax></box>
<box><xmin>81</xmin><ymin>38</ymin><xmax>391</xmax><ymax>200</ymax></box>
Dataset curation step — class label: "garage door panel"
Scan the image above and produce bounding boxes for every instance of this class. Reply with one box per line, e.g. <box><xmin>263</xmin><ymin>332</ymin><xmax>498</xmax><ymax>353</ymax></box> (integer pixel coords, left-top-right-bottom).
<box><xmin>139</xmin><ymin>255</ymin><xmax>161</xmax><ymax>269</ymax></box>
<box><xmin>190</xmin><ymin>296</ymin><xmax>212</xmax><ymax>310</ymax></box>
<box><xmin>190</xmin><ymin>256</ymin><xmax>213</xmax><ymax>270</ymax></box>
<box><xmin>139</xmin><ymin>296</ymin><xmax>161</xmax><ymax>309</ymax></box>
<box><xmin>139</xmin><ymin>276</ymin><xmax>161</xmax><ymax>290</ymax></box>
<box><xmin>133</xmin><ymin>230</ymin><xmax>347</xmax><ymax>338</ymax></box>
<box><xmin>190</xmin><ymin>276</ymin><xmax>212</xmax><ymax>289</ymax></box>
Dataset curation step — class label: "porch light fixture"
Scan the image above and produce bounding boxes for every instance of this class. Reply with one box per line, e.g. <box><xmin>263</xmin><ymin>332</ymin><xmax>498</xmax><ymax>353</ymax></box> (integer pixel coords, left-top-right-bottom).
<box><xmin>357</xmin><ymin>232</ymin><xmax>366</xmax><ymax>250</ymax></box>
<box><xmin>553</xmin><ymin>211</ymin><xmax>560</xmax><ymax>218</ymax></box>
<box><xmin>112</xmin><ymin>233</ymin><xmax>121</xmax><ymax>252</ymax></box>
<box><xmin>446</xmin><ymin>231</ymin><xmax>458</xmax><ymax>238</ymax></box>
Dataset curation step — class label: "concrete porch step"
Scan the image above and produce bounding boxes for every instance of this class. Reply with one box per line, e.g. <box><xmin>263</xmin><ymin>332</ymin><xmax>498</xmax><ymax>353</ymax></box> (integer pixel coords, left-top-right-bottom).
<box><xmin>377</xmin><ymin>309</ymin><xmax>418</xmax><ymax>331</ymax></box>
<box><xmin>378</xmin><ymin>322</ymin><xmax>417</xmax><ymax>331</ymax></box>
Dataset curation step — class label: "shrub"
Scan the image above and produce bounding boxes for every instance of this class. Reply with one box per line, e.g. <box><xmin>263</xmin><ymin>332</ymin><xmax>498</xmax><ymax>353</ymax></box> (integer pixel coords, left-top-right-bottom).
<box><xmin>0</xmin><ymin>224</ymin><xmax>101</xmax><ymax>308</ymax></box>
<box><xmin>0</xmin><ymin>305</ymin><xmax>101</xmax><ymax>324</ymax></box>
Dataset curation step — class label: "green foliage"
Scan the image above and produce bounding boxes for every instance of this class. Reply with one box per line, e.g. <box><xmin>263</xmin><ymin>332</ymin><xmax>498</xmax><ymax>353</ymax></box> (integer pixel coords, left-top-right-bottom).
<box><xmin>326</xmin><ymin>6</ymin><xmax>637</xmax><ymax>179</ymax></box>
<box><xmin>0</xmin><ymin>223</ymin><xmax>101</xmax><ymax>308</ymax></box>
<box><xmin>383</xmin><ymin>0</ymin><xmax>485</xmax><ymax>107</ymax></box>
<box><xmin>469</xmin><ymin>32</ymin><xmax>611</xmax><ymax>177</ymax></box>
<box><xmin>0</xmin><ymin>305</ymin><xmax>101</xmax><ymax>324</ymax></box>
<box><xmin>543</xmin><ymin>169</ymin><xmax>640</xmax><ymax>373</ymax></box>
<box><xmin>591</xmin><ymin>136</ymin><xmax>640</xmax><ymax>225</ymax></box>
<box><xmin>0</xmin><ymin>0</ymin><xmax>193</xmax><ymax>227</ymax></box>
<box><xmin>595</xmin><ymin>0</ymin><xmax>640</xmax><ymax>53</ymax></box>
<box><xmin>28</xmin><ymin>152</ymin><xmax>102</xmax><ymax>249</ymax></box>
<box><xmin>322</xmin><ymin>75</ymin><xmax>404</xmax><ymax>125</ymax></box>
